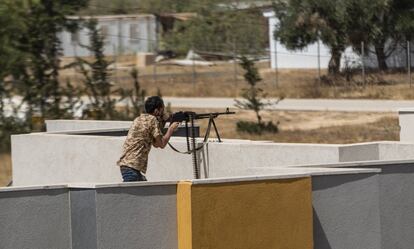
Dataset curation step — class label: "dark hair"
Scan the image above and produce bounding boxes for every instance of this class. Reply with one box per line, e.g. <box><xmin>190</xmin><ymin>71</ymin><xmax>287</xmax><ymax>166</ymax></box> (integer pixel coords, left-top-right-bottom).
<box><xmin>144</xmin><ymin>96</ymin><xmax>164</xmax><ymax>114</ymax></box>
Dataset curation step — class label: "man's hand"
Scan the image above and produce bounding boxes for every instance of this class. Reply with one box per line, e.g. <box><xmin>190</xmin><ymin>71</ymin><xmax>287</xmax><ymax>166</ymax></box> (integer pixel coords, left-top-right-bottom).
<box><xmin>170</xmin><ymin>122</ymin><xmax>180</xmax><ymax>132</ymax></box>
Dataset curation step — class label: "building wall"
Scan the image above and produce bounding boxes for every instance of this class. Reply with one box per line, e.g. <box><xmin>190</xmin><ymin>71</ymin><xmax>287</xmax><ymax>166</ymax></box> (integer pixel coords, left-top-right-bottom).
<box><xmin>60</xmin><ymin>15</ymin><xmax>157</xmax><ymax>57</ymax></box>
<box><xmin>263</xmin><ymin>10</ymin><xmax>413</xmax><ymax>69</ymax></box>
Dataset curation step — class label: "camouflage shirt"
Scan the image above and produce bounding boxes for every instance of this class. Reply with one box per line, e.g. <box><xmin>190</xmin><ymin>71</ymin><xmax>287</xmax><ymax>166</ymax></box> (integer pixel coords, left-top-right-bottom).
<box><xmin>117</xmin><ymin>114</ymin><xmax>163</xmax><ymax>173</ymax></box>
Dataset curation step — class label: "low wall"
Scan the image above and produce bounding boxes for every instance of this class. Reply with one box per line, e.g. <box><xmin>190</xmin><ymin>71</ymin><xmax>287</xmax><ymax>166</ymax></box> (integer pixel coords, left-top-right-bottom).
<box><xmin>0</xmin><ymin>182</ymin><xmax>178</xmax><ymax>249</ymax></box>
<box><xmin>305</xmin><ymin>160</ymin><xmax>414</xmax><ymax>249</ymax></box>
<box><xmin>0</xmin><ymin>168</ymin><xmax>388</xmax><ymax>249</ymax></box>
<box><xmin>230</xmin><ymin>167</ymin><xmax>383</xmax><ymax>249</ymax></box>
<box><xmin>399</xmin><ymin>108</ymin><xmax>414</xmax><ymax>143</ymax></box>
<box><xmin>70</xmin><ymin>184</ymin><xmax>178</xmax><ymax>249</ymax></box>
<box><xmin>177</xmin><ymin>176</ymin><xmax>314</xmax><ymax>249</ymax></box>
<box><xmin>0</xmin><ymin>185</ymin><xmax>72</xmax><ymax>249</ymax></box>
<box><xmin>45</xmin><ymin>120</ymin><xmax>132</xmax><ymax>132</ymax></box>
<box><xmin>12</xmin><ymin>129</ymin><xmax>414</xmax><ymax>186</ymax></box>
<box><xmin>312</xmin><ymin>173</ymin><xmax>381</xmax><ymax>249</ymax></box>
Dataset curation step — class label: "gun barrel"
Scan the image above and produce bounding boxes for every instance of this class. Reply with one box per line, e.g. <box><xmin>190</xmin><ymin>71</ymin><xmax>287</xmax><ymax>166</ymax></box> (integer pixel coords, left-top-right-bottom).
<box><xmin>193</xmin><ymin>111</ymin><xmax>236</xmax><ymax>119</ymax></box>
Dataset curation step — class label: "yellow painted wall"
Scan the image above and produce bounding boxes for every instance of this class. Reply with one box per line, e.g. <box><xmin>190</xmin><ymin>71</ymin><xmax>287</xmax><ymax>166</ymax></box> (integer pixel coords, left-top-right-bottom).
<box><xmin>177</xmin><ymin>178</ymin><xmax>313</xmax><ymax>249</ymax></box>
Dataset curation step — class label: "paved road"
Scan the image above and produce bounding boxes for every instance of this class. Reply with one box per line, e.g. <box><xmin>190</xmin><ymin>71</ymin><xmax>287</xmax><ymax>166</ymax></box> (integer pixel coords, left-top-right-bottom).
<box><xmin>5</xmin><ymin>97</ymin><xmax>414</xmax><ymax>117</ymax></box>
<box><xmin>163</xmin><ymin>97</ymin><xmax>414</xmax><ymax>112</ymax></box>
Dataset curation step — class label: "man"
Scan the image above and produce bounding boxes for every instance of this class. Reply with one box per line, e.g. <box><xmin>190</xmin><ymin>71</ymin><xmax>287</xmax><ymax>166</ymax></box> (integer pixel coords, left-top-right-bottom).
<box><xmin>117</xmin><ymin>96</ymin><xmax>180</xmax><ymax>182</ymax></box>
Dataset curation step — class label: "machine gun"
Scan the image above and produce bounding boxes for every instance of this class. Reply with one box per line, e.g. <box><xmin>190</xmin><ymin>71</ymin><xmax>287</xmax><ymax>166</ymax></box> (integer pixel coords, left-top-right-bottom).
<box><xmin>165</xmin><ymin>108</ymin><xmax>235</xmax><ymax>179</ymax></box>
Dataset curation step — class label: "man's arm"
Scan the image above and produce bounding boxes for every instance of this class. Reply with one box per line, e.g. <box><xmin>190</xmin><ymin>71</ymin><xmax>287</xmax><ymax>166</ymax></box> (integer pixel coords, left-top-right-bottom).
<box><xmin>153</xmin><ymin>122</ymin><xmax>180</xmax><ymax>149</ymax></box>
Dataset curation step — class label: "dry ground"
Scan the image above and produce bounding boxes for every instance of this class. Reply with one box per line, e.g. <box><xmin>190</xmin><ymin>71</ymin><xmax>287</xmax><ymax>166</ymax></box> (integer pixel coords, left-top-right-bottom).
<box><xmin>183</xmin><ymin>108</ymin><xmax>400</xmax><ymax>144</ymax></box>
<box><xmin>0</xmin><ymin>154</ymin><xmax>12</xmax><ymax>187</ymax></box>
<box><xmin>61</xmin><ymin>59</ymin><xmax>414</xmax><ymax>99</ymax></box>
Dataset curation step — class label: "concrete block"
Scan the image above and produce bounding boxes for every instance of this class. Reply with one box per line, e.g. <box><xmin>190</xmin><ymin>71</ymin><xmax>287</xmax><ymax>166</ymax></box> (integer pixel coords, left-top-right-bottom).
<box><xmin>12</xmin><ymin>134</ymin><xmax>124</xmax><ymax>185</ymax></box>
<box><xmin>94</xmin><ymin>184</ymin><xmax>177</xmax><ymax>249</ymax></box>
<box><xmin>204</xmin><ymin>142</ymin><xmax>340</xmax><ymax>178</ymax></box>
<box><xmin>339</xmin><ymin>143</ymin><xmax>379</xmax><ymax>162</ymax></box>
<box><xmin>308</xmin><ymin>160</ymin><xmax>414</xmax><ymax>249</ymax></box>
<box><xmin>136</xmin><ymin>52</ymin><xmax>155</xmax><ymax>67</ymax></box>
<box><xmin>367</xmin><ymin>163</ymin><xmax>414</xmax><ymax>249</ymax></box>
<box><xmin>399</xmin><ymin>108</ymin><xmax>413</xmax><ymax>142</ymax></box>
<box><xmin>378</xmin><ymin>142</ymin><xmax>414</xmax><ymax>160</ymax></box>
<box><xmin>0</xmin><ymin>186</ymin><xmax>72</xmax><ymax>249</ymax></box>
<box><xmin>177</xmin><ymin>177</ymin><xmax>314</xmax><ymax>249</ymax></box>
<box><xmin>312</xmin><ymin>173</ymin><xmax>381</xmax><ymax>249</ymax></box>
<box><xmin>0</xmin><ymin>182</ymin><xmax>178</xmax><ymax>249</ymax></box>
<box><xmin>45</xmin><ymin>120</ymin><xmax>132</xmax><ymax>132</ymax></box>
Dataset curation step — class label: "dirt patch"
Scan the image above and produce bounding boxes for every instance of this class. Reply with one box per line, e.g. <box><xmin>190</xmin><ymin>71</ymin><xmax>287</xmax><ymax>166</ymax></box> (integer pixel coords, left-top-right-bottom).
<box><xmin>172</xmin><ymin>108</ymin><xmax>399</xmax><ymax>144</ymax></box>
<box><xmin>0</xmin><ymin>153</ymin><xmax>12</xmax><ymax>187</ymax></box>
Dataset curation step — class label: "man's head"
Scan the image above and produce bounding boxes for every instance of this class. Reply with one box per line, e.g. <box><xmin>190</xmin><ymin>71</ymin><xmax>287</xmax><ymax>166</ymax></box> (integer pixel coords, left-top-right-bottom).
<box><xmin>145</xmin><ymin>96</ymin><xmax>164</xmax><ymax>117</ymax></box>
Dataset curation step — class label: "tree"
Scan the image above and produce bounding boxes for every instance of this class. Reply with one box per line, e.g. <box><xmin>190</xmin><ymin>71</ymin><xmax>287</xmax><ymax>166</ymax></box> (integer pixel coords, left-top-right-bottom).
<box><xmin>235</xmin><ymin>56</ymin><xmax>280</xmax><ymax>134</ymax></box>
<box><xmin>165</xmin><ymin>6</ymin><xmax>267</xmax><ymax>55</ymax></box>
<box><xmin>10</xmin><ymin>0</ymin><xmax>88</xmax><ymax>127</ymax></box>
<box><xmin>274</xmin><ymin>0</ymin><xmax>414</xmax><ymax>73</ymax></box>
<box><xmin>0</xmin><ymin>1</ymin><xmax>25</xmax><ymax>120</ymax></box>
<box><xmin>346</xmin><ymin>0</ymin><xmax>414</xmax><ymax>71</ymax></box>
<box><xmin>76</xmin><ymin>19</ymin><xmax>118</xmax><ymax>120</ymax></box>
<box><xmin>274</xmin><ymin>0</ymin><xmax>349</xmax><ymax>74</ymax></box>
<box><xmin>118</xmin><ymin>68</ymin><xmax>146</xmax><ymax>119</ymax></box>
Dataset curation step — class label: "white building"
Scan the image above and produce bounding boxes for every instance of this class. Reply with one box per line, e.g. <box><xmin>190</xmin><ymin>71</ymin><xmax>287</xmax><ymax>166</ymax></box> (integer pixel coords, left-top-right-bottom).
<box><xmin>59</xmin><ymin>14</ymin><xmax>157</xmax><ymax>57</ymax></box>
<box><xmin>263</xmin><ymin>10</ymin><xmax>413</xmax><ymax>70</ymax></box>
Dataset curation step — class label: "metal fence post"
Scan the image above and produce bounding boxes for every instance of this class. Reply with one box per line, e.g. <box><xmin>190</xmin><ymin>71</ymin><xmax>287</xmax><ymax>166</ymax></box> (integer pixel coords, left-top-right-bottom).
<box><xmin>153</xmin><ymin>41</ymin><xmax>157</xmax><ymax>84</ymax></box>
<box><xmin>233</xmin><ymin>42</ymin><xmax>238</xmax><ymax>97</ymax></box>
<box><xmin>408</xmin><ymin>41</ymin><xmax>412</xmax><ymax>88</ymax></box>
<box><xmin>192</xmin><ymin>47</ymin><xmax>196</xmax><ymax>90</ymax></box>
<box><xmin>361</xmin><ymin>41</ymin><xmax>366</xmax><ymax>87</ymax></box>
<box><xmin>113</xmin><ymin>44</ymin><xmax>118</xmax><ymax>84</ymax></box>
<box><xmin>317</xmin><ymin>39</ymin><xmax>321</xmax><ymax>87</ymax></box>
<box><xmin>274</xmin><ymin>39</ymin><xmax>279</xmax><ymax>88</ymax></box>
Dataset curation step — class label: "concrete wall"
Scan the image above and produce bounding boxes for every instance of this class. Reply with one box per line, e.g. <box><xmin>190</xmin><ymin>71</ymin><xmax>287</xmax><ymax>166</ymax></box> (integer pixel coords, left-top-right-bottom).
<box><xmin>205</xmin><ymin>142</ymin><xmax>340</xmax><ymax>178</ymax></box>
<box><xmin>0</xmin><ymin>182</ymin><xmax>178</xmax><ymax>249</ymax></box>
<box><xmin>45</xmin><ymin>120</ymin><xmax>132</xmax><ymax>132</ymax></box>
<box><xmin>11</xmin><ymin>133</ymin><xmax>198</xmax><ymax>185</ymax></box>
<box><xmin>2</xmin><ymin>167</ymin><xmax>403</xmax><ymax>249</ymax></box>
<box><xmin>312</xmin><ymin>173</ymin><xmax>381</xmax><ymax>249</ymax></box>
<box><xmin>12</xmin><ymin>130</ymin><xmax>414</xmax><ymax>186</ymax></box>
<box><xmin>0</xmin><ymin>186</ymin><xmax>72</xmax><ymax>249</ymax></box>
<box><xmin>177</xmin><ymin>176</ymin><xmax>314</xmax><ymax>249</ymax></box>
<box><xmin>93</xmin><ymin>184</ymin><xmax>178</xmax><ymax>249</ymax></box>
<box><xmin>12</xmin><ymin>134</ymin><xmax>124</xmax><ymax>185</ymax></box>
<box><xmin>223</xmin><ymin>166</ymin><xmax>383</xmax><ymax>249</ymax></box>
<box><xmin>399</xmin><ymin>108</ymin><xmax>414</xmax><ymax>143</ymax></box>
<box><xmin>307</xmin><ymin>160</ymin><xmax>414</xmax><ymax>249</ymax></box>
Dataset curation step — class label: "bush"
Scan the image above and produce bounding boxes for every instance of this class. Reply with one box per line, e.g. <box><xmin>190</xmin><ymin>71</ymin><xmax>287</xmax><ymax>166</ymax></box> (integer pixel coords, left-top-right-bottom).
<box><xmin>0</xmin><ymin>117</ymin><xmax>30</xmax><ymax>153</ymax></box>
<box><xmin>236</xmin><ymin>120</ymin><xmax>279</xmax><ymax>134</ymax></box>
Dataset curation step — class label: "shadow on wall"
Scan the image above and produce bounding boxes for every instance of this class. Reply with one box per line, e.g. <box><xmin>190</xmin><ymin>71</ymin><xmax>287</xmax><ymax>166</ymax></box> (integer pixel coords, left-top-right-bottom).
<box><xmin>313</xmin><ymin>208</ymin><xmax>333</xmax><ymax>249</ymax></box>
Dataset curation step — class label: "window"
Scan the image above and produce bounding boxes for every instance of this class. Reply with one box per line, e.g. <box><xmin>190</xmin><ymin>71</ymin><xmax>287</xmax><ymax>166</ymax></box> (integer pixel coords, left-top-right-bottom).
<box><xmin>71</xmin><ymin>31</ymin><xmax>79</xmax><ymax>44</ymax></box>
<box><xmin>129</xmin><ymin>24</ymin><xmax>140</xmax><ymax>44</ymax></box>
<box><xmin>100</xmin><ymin>25</ymin><xmax>110</xmax><ymax>44</ymax></box>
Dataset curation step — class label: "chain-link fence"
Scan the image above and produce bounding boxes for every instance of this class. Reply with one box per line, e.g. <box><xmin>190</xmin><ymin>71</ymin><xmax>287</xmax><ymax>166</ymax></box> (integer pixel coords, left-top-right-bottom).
<box><xmin>61</xmin><ymin>34</ymin><xmax>414</xmax><ymax>98</ymax></box>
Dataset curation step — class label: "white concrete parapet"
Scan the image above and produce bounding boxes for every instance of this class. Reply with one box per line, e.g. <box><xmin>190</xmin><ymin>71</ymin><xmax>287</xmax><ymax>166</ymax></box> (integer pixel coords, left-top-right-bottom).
<box><xmin>399</xmin><ymin>108</ymin><xmax>414</xmax><ymax>142</ymax></box>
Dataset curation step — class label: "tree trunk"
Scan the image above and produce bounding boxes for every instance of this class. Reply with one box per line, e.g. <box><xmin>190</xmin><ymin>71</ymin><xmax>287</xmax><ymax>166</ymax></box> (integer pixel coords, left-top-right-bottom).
<box><xmin>375</xmin><ymin>45</ymin><xmax>388</xmax><ymax>71</ymax></box>
<box><xmin>328</xmin><ymin>48</ymin><xmax>342</xmax><ymax>74</ymax></box>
